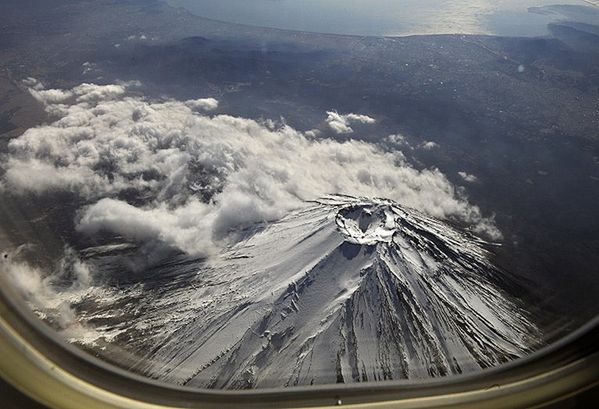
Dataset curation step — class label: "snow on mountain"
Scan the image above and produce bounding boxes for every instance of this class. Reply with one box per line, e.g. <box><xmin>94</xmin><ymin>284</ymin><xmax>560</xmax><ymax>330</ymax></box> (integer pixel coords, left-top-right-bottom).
<box><xmin>79</xmin><ymin>195</ymin><xmax>539</xmax><ymax>389</ymax></box>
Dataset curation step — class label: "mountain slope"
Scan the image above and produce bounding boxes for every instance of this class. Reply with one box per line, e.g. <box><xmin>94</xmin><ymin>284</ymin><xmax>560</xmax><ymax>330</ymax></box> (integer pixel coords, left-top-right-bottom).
<box><xmin>108</xmin><ymin>195</ymin><xmax>540</xmax><ymax>388</ymax></box>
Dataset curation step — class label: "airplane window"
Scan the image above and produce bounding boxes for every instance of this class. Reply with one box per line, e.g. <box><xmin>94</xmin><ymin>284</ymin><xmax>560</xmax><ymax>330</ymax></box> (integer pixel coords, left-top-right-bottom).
<box><xmin>0</xmin><ymin>0</ymin><xmax>598</xmax><ymax>400</ymax></box>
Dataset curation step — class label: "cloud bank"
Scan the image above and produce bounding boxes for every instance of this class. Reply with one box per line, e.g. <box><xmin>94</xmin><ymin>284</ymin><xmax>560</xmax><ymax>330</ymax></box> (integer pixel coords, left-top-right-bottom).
<box><xmin>3</xmin><ymin>81</ymin><xmax>501</xmax><ymax>256</ymax></box>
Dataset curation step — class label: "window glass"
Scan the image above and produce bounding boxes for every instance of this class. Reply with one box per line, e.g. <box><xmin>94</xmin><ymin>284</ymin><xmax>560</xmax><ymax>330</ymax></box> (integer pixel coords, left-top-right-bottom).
<box><xmin>1</xmin><ymin>0</ymin><xmax>598</xmax><ymax>390</ymax></box>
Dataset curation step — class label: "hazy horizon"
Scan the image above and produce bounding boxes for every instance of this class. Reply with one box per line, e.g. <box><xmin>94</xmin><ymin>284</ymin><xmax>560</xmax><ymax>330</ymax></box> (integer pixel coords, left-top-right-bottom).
<box><xmin>166</xmin><ymin>0</ymin><xmax>592</xmax><ymax>37</ymax></box>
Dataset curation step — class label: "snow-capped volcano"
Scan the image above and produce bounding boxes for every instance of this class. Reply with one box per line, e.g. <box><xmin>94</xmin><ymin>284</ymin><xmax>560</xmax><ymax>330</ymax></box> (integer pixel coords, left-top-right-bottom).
<box><xmin>0</xmin><ymin>81</ymin><xmax>540</xmax><ymax>389</ymax></box>
<box><xmin>98</xmin><ymin>195</ymin><xmax>539</xmax><ymax>389</ymax></box>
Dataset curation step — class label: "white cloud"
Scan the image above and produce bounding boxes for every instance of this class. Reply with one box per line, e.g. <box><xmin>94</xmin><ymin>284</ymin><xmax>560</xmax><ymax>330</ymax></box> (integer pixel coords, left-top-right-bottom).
<box><xmin>29</xmin><ymin>88</ymin><xmax>73</xmax><ymax>104</ymax></box>
<box><xmin>2</xmin><ymin>246</ymin><xmax>90</xmax><ymax>328</ymax></box>
<box><xmin>185</xmin><ymin>98</ymin><xmax>219</xmax><ymax>112</ymax></box>
<box><xmin>82</xmin><ymin>62</ymin><xmax>98</xmax><ymax>75</ymax></box>
<box><xmin>28</xmin><ymin>83</ymin><xmax>126</xmax><ymax>106</ymax></box>
<box><xmin>126</xmin><ymin>34</ymin><xmax>148</xmax><ymax>41</ymax></box>
<box><xmin>3</xmin><ymin>82</ymin><xmax>501</xmax><ymax>256</ymax></box>
<box><xmin>3</xmin><ymin>158</ymin><xmax>109</xmax><ymax>196</ymax></box>
<box><xmin>304</xmin><ymin>129</ymin><xmax>321</xmax><ymax>138</ymax></box>
<box><xmin>387</xmin><ymin>133</ymin><xmax>415</xmax><ymax>150</ymax></box>
<box><xmin>116</xmin><ymin>79</ymin><xmax>142</xmax><ymax>88</ymax></box>
<box><xmin>458</xmin><ymin>171</ymin><xmax>479</xmax><ymax>183</ymax></box>
<box><xmin>2</xmin><ymin>245</ymin><xmax>127</xmax><ymax>343</ymax></box>
<box><xmin>387</xmin><ymin>133</ymin><xmax>406</xmax><ymax>145</ymax></box>
<box><xmin>420</xmin><ymin>141</ymin><xmax>440</xmax><ymax>150</ymax></box>
<box><xmin>72</xmin><ymin>83</ymin><xmax>126</xmax><ymax>103</ymax></box>
<box><xmin>22</xmin><ymin>77</ymin><xmax>44</xmax><ymax>90</ymax></box>
<box><xmin>325</xmin><ymin>111</ymin><xmax>375</xmax><ymax>134</ymax></box>
<box><xmin>77</xmin><ymin>198</ymin><xmax>217</xmax><ymax>255</ymax></box>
